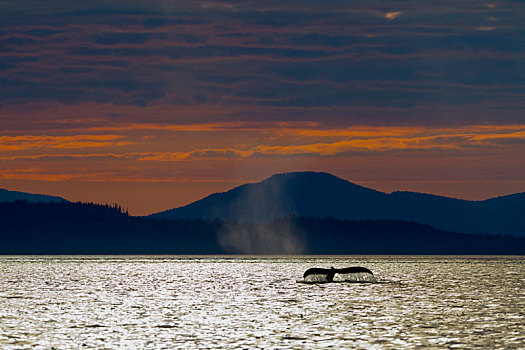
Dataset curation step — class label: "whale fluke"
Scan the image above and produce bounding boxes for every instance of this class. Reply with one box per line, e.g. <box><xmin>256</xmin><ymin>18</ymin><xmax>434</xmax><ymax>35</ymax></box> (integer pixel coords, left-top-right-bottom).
<box><xmin>302</xmin><ymin>266</ymin><xmax>374</xmax><ymax>282</ymax></box>
<box><xmin>303</xmin><ymin>266</ymin><xmax>373</xmax><ymax>279</ymax></box>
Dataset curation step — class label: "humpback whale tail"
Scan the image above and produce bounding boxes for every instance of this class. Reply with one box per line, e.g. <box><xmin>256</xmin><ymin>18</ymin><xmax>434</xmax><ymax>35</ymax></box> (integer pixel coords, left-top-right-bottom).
<box><xmin>302</xmin><ymin>266</ymin><xmax>376</xmax><ymax>283</ymax></box>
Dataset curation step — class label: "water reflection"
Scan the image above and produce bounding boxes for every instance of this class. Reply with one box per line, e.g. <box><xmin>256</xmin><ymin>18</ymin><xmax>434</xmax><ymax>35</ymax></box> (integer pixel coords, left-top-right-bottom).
<box><xmin>0</xmin><ymin>256</ymin><xmax>523</xmax><ymax>348</ymax></box>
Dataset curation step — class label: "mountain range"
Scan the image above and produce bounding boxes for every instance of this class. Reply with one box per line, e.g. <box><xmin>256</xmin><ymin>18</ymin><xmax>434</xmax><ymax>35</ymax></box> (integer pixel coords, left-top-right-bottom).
<box><xmin>150</xmin><ymin>172</ymin><xmax>525</xmax><ymax>237</ymax></box>
<box><xmin>2</xmin><ymin>175</ymin><xmax>524</xmax><ymax>254</ymax></box>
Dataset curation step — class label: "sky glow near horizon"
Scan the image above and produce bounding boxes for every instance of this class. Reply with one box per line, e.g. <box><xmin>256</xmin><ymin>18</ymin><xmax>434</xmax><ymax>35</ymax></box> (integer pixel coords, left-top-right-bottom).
<box><xmin>1</xmin><ymin>0</ymin><xmax>524</xmax><ymax>215</ymax></box>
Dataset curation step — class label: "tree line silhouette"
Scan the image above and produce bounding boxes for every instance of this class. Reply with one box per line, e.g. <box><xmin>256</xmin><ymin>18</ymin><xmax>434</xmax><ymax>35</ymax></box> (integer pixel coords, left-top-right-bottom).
<box><xmin>0</xmin><ymin>200</ymin><xmax>523</xmax><ymax>254</ymax></box>
<box><xmin>0</xmin><ymin>200</ymin><xmax>128</xmax><ymax>221</ymax></box>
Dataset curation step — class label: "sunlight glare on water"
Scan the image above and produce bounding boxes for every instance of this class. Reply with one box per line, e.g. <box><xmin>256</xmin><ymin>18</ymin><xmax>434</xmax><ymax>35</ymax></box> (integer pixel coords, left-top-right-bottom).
<box><xmin>0</xmin><ymin>256</ymin><xmax>524</xmax><ymax>349</ymax></box>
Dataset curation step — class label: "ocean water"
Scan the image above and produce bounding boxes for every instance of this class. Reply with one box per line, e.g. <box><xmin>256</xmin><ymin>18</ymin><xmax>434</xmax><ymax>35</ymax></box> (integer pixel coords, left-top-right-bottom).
<box><xmin>0</xmin><ymin>256</ymin><xmax>523</xmax><ymax>349</ymax></box>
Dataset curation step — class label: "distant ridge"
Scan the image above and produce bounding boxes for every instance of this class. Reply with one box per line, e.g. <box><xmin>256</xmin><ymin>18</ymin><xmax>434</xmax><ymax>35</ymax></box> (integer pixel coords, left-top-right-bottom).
<box><xmin>0</xmin><ymin>188</ymin><xmax>66</xmax><ymax>203</ymax></box>
<box><xmin>150</xmin><ymin>171</ymin><xmax>525</xmax><ymax>237</ymax></box>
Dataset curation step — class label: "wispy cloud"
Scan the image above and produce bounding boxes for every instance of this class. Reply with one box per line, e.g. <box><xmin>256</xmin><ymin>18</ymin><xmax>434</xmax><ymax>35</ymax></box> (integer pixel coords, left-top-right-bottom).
<box><xmin>3</xmin><ymin>124</ymin><xmax>523</xmax><ymax>162</ymax></box>
<box><xmin>0</xmin><ymin>134</ymin><xmax>130</xmax><ymax>151</ymax></box>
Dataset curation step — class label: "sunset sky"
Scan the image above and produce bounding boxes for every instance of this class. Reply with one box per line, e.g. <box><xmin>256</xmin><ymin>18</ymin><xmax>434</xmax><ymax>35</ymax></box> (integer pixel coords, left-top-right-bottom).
<box><xmin>1</xmin><ymin>0</ymin><xmax>524</xmax><ymax>215</ymax></box>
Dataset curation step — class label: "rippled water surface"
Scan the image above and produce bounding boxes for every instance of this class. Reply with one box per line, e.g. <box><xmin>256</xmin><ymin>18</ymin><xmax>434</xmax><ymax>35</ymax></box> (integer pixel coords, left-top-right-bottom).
<box><xmin>1</xmin><ymin>256</ymin><xmax>524</xmax><ymax>349</ymax></box>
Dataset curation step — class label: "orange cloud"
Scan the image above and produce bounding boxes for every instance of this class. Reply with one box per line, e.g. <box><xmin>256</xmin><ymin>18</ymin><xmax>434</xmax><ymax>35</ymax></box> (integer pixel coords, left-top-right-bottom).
<box><xmin>138</xmin><ymin>148</ymin><xmax>251</xmax><ymax>161</ymax></box>
<box><xmin>2</xmin><ymin>124</ymin><xmax>524</xmax><ymax>163</ymax></box>
<box><xmin>1</xmin><ymin>123</ymin><xmax>524</xmax><ymax>188</ymax></box>
<box><xmin>467</xmin><ymin>130</ymin><xmax>525</xmax><ymax>142</ymax></box>
<box><xmin>385</xmin><ymin>11</ymin><xmax>402</xmax><ymax>20</ymax></box>
<box><xmin>0</xmin><ymin>134</ymin><xmax>129</xmax><ymax>152</ymax></box>
<box><xmin>90</xmin><ymin>122</ymin><xmax>524</xmax><ymax>142</ymax></box>
<box><xmin>252</xmin><ymin>135</ymin><xmax>461</xmax><ymax>156</ymax></box>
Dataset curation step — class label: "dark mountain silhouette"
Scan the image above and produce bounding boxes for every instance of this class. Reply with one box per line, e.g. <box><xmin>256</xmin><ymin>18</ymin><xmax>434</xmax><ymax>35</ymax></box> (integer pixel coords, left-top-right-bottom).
<box><xmin>1</xmin><ymin>201</ymin><xmax>523</xmax><ymax>254</ymax></box>
<box><xmin>150</xmin><ymin>172</ymin><xmax>389</xmax><ymax>221</ymax></box>
<box><xmin>0</xmin><ymin>188</ymin><xmax>66</xmax><ymax>203</ymax></box>
<box><xmin>149</xmin><ymin>172</ymin><xmax>525</xmax><ymax>237</ymax></box>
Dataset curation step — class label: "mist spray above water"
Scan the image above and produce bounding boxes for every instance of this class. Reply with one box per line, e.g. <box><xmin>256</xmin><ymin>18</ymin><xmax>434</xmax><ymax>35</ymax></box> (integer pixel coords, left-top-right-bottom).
<box><xmin>216</xmin><ymin>176</ymin><xmax>306</xmax><ymax>254</ymax></box>
<box><xmin>217</xmin><ymin>219</ymin><xmax>305</xmax><ymax>254</ymax></box>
